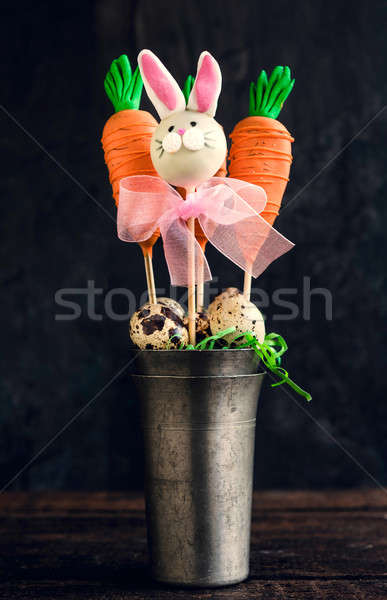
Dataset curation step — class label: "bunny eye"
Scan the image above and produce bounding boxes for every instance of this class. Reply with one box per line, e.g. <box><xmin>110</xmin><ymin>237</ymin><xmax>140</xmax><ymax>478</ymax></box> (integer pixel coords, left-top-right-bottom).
<box><xmin>190</xmin><ymin>121</ymin><xmax>197</xmax><ymax>127</ymax></box>
<box><xmin>168</xmin><ymin>125</ymin><xmax>175</xmax><ymax>132</ymax></box>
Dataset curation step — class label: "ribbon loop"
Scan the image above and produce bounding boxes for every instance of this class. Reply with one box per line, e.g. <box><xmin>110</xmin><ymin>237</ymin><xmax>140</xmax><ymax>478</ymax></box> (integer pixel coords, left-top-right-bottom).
<box><xmin>117</xmin><ymin>175</ymin><xmax>294</xmax><ymax>287</ymax></box>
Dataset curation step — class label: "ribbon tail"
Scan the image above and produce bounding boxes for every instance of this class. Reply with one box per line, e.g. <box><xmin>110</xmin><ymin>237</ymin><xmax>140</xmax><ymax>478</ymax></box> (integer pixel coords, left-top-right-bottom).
<box><xmin>160</xmin><ymin>218</ymin><xmax>211</xmax><ymax>287</ymax></box>
<box><xmin>199</xmin><ymin>211</ymin><xmax>294</xmax><ymax>278</ymax></box>
<box><xmin>248</xmin><ymin>217</ymin><xmax>294</xmax><ymax>278</ymax></box>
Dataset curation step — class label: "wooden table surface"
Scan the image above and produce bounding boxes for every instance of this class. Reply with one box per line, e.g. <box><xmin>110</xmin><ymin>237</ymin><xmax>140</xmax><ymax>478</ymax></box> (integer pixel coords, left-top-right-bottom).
<box><xmin>0</xmin><ymin>490</ymin><xmax>386</xmax><ymax>599</ymax></box>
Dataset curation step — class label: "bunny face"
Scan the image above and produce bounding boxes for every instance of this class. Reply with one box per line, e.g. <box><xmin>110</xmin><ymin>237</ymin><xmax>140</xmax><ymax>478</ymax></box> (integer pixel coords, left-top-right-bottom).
<box><xmin>151</xmin><ymin>110</ymin><xmax>227</xmax><ymax>187</ymax></box>
<box><xmin>138</xmin><ymin>49</ymin><xmax>227</xmax><ymax>189</ymax></box>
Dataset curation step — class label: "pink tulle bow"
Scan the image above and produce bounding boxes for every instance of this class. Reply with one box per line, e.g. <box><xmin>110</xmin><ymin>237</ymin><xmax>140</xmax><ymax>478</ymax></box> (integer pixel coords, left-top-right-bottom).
<box><xmin>117</xmin><ymin>175</ymin><xmax>294</xmax><ymax>287</ymax></box>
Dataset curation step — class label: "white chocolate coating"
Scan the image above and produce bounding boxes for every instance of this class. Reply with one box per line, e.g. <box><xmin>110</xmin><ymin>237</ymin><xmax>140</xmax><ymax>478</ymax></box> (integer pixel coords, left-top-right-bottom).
<box><xmin>151</xmin><ymin>110</ymin><xmax>227</xmax><ymax>188</ymax></box>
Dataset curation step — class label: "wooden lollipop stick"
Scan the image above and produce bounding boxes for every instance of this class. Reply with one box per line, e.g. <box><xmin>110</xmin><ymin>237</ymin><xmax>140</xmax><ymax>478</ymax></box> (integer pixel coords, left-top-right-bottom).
<box><xmin>143</xmin><ymin>252</ymin><xmax>157</xmax><ymax>304</ymax></box>
<box><xmin>196</xmin><ymin>247</ymin><xmax>205</xmax><ymax>313</ymax></box>
<box><xmin>140</xmin><ymin>231</ymin><xmax>159</xmax><ymax>305</ymax></box>
<box><xmin>187</xmin><ymin>216</ymin><xmax>196</xmax><ymax>345</ymax></box>
<box><xmin>194</xmin><ymin>222</ymin><xmax>208</xmax><ymax>313</ymax></box>
<box><xmin>243</xmin><ymin>271</ymin><xmax>252</xmax><ymax>301</ymax></box>
<box><xmin>196</xmin><ymin>268</ymin><xmax>204</xmax><ymax>313</ymax></box>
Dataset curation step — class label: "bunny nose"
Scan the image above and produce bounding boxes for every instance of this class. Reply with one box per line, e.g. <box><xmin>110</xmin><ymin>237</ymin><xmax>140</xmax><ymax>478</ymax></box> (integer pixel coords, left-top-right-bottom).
<box><xmin>177</xmin><ymin>128</ymin><xmax>186</xmax><ymax>135</ymax></box>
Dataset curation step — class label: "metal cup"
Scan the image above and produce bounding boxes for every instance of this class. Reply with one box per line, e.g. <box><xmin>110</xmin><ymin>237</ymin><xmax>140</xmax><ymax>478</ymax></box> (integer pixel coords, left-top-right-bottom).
<box><xmin>132</xmin><ymin>349</ymin><xmax>264</xmax><ymax>587</ymax></box>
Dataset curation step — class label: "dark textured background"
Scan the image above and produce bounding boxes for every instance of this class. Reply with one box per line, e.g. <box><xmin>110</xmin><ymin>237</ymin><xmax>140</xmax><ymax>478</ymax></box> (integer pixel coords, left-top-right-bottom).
<box><xmin>1</xmin><ymin>0</ymin><xmax>386</xmax><ymax>491</ymax></box>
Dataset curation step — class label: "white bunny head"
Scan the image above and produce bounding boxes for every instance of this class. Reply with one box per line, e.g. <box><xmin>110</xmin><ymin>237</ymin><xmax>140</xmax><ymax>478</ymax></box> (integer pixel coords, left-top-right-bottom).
<box><xmin>138</xmin><ymin>50</ymin><xmax>227</xmax><ymax>188</ymax></box>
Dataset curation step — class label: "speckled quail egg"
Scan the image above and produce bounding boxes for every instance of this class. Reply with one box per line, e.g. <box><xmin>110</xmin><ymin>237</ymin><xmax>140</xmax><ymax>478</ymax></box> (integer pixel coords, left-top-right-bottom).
<box><xmin>208</xmin><ymin>289</ymin><xmax>265</xmax><ymax>345</ymax></box>
<box><xmin>130</xmin><ymin>303</ymin><xmax>188</xmax><ymax>350</ymax></box>
<box><xmin>184</xmin><ymin>311</ymin><xmax>211</xmax><ymax>343</ymax></box>
<box><xmin>208</xmin><ymin>287</ymin><xmax>240</xmax><ymax>312</ymax></box>
<box><xmin>139</xmin><ymin>297</ymin><xmax>185</xmax><ymax>319</ymax></box>
<box><xmin>155</xmin><ymin>297</ymin><xmax>185</xmax><ymax>319</ymax></box>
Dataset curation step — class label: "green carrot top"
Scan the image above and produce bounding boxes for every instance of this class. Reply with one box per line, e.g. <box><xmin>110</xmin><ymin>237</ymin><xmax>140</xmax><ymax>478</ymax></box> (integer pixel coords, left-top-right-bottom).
<box><xmin>104</xmin><ymin>54</ymin><xmax>143</xmax><ymax>112</ymax></box>
<box><xmin>182</xmin><ymin>74</ymin><xmax>195</xmax><ymax>104</ymax></box>
<box><xmin>249</xmin><ymin>66</ymin><xmax>295</xmax><ymax>119</ymax></box>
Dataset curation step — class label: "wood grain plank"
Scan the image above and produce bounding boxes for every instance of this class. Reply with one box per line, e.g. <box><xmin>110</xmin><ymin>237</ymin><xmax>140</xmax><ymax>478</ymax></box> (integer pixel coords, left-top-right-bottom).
<box><xmin>0</xmin><ymin>492</ymin><xmax>386</xmax><ymax>599</ymax></box>
<box><xmin>0</xmin><ymin>508</ymin><xmax>385</xmax><ymax>580</ymax></box>
<box><xmin>0</xmin><ymin>489</ymin><xmax>386</xmax><ymax>515</ymax></box>
<box><xmin>0</xmin><ymin>580</ymin><xmax>386</xmax><ymax>600</ymax></box>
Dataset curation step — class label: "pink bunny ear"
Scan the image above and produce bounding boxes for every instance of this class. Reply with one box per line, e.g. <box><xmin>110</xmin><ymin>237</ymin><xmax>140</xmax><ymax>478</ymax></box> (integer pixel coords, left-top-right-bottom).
<box><xmin>187</xmin><ymin>51</ymin><xmax>222</xmax><ymax>117</ymax></box>
<box><xmin>138</xmin><ymin>49</ymin><xmax>186</xmax><ymax>120</ymax></box>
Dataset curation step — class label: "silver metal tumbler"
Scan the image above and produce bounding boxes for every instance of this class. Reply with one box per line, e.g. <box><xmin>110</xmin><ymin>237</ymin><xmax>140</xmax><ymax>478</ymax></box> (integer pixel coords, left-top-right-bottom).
<box><xmin>132</xmin><ymin>349</ymin><xmax>264</xmax><ymax>587</ymax></box>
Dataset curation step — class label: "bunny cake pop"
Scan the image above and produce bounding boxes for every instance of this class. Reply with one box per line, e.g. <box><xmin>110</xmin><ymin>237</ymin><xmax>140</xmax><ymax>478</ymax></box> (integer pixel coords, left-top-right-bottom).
<box><xmin>137</xmin><ymin>49</ymin><xmax>228</xmax><ymax>344</ymax></box>
<box><xmin>138</xmin><ymin>50</ymin><xmax>227</xmax><ymax>188</ymax></box>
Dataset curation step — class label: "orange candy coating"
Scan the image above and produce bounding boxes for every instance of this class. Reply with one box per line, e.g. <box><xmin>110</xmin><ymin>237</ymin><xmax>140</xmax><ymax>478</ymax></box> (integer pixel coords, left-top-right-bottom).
<box><xmin>228</xmin><ymin>116</ymin><xmax>294</xmax><ymax>225</ymax></box>
<box><xmin>102</xmin><ymin>109</ymin><xmax>161</xmax><ymax>257</ymax></box>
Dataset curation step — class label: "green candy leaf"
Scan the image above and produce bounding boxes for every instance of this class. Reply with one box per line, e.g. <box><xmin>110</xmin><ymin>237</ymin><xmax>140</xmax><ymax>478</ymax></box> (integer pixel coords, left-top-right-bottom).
<box><xmin>183</xmin><ymin>75</ymin><xmax>195</xmax><ymax>104</ymax></box>
<box><xmin>261</xmin><ymin>65</ymin><xmax>283</xmax><ymax>110</ymax></box>
<box><xmin>249</xmin><ymin>66</ymin><xmax>295</xmax><ymax>119</ymax></box>
<box><xmin>256</xmin><ymin>69</ymin><xmax>268</xmax><ymax>108</ymax></box>
<box><xmin>104</xmin><ymin>55</ymin><xmax>144</xmax><ymax>112</ymax></box>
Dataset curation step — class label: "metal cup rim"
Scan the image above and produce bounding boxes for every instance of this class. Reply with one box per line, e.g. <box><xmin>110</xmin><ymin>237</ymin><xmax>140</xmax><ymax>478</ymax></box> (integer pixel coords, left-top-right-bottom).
<box><xmin>132</xmin><ymin>372</ymin><xmax>265</xmax><ymax>380</ymax></box>
<box><xmin>130</xmin><ymin>348</ymin><xmax>257</xmax><ymax>354</ymax></box>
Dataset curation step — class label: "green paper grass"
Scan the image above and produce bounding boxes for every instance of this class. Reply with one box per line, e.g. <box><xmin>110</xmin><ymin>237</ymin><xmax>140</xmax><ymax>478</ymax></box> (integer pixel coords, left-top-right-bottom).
<box><xmin>172</xmin><ymin>328</ymin><xmax>311</xmax><ymax>402</ymax></box>
<box><xmin>104</xmin><ymin>55</ymin><xmax>143</xmax><ymax>112</ymax></box>
<box><xmin>249</xmin><ymin>66</ymin><xmax>295</xmax><ymax>119</ymax></box>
